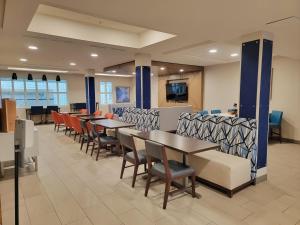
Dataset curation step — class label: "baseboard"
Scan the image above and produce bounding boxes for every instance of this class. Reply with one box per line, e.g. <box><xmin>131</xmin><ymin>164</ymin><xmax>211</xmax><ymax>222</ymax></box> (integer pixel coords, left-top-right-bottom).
<box><xmin>281</xmin><ymin>138</ymin><xmax>300</xmax><ymax>144</ymax></box>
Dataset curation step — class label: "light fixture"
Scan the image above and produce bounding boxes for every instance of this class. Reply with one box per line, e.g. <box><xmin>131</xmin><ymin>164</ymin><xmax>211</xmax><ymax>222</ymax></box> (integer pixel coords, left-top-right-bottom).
<box><xmin>230</xmin><ymin>53</ymin><xmax>239</xmax><ymax>57</ymax></box>
<box><xmin>151</xmin><ymin>73</ymin><xmax>154</xmax><ymax>76</ymax></box>
<box><xmin>209</xmin><ymin>49</ymin><xmax>218</xmax><ymax>53</ymax></box>
<box><xmin>56</xmin><ymin>75</ymin><xmax>61</xmax><ymax>82</ymax></box>
<box><xmin>91</xmin><ymin>53</ymin><xmax>98</xmax><ymax>57</ymax></box>
<box><xmin>111</xmin><ymin>70</ymin><xmax>116</xmax><ymax>73</ymax></box>
<box><xmin>27</xmin><ymin>73</ymin><xmax>33</xmax><ymax>80</ymax></box>
<box><xmin>42</xmin><ymin>74</ymin><xmax>47</xmax><ymax>81</ymax></box>
<box><xmin>7</xmin><ymin>67</ymin><xmax>68</xmax><ymax>73</ymax></box>
<box><xmin>28</xmin><ymin>45</ymin><xmax>38</xmax><ymax>50</ymax></box>
<box><xmin>12</xmin><ymin>72</ymin><xmax>17</xmax><ymax>80</ymax></box>
<box><xmin>69</xmin><ymin>62</ymin><xmax>76</xmax><ymax>66</ymax></box>
<box><xmin>160</xmin><ymin>67</ymin><xmax>165</xmax><ymax>70</ymax></box>
<box><xmin>132</xmin><ymin>72</ymin><xmax>136</xmax><ymax>75</ymax></box>
<box><xmin>179</xmin><ymin>69</ymin><xmax>184</xmax><ymax>73</ymax></box>
<box><xmin>95</xmin><ymin>73</ymin><xmax>133</xmax><ymax>78</ymax></box>
<box><xmin>20</xmin><ymin>58</ymin><xmax>28</xmax><ymax>62</ymax></box>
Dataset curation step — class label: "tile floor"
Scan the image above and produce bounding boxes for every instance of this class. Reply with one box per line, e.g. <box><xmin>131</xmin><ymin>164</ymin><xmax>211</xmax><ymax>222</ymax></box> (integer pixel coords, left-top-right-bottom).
<box><xmin>1</xmin><ymin>125</ymin><xmax>300</xmax><ymax>225</ymax></box>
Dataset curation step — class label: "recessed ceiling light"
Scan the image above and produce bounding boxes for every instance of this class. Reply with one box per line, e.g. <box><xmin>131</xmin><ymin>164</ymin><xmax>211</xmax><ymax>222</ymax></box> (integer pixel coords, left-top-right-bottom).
<box><xmin>151</xmin><ymin>73</ymin><xmax>154</xmax><ymax>76</ymax></box>
<box><xmin>91</xmin><ymin>53</ymin><xmax>98</xmax><ymax>57</ymax></box>
<box><xmin>20</xmin><ymin>58</ymin><xmax>28</xmax><ymax>62</ymax></box>
<box><xmin>28</xmin><ymin>45</ymin><xmax>38</xmax><ymax>50</ymax></box>
<box><xmin>112</xmin><ymin>70</ymin><xmax>116</xmax><ymax>73</ymax></box>
<box><xmin>7</xmin><ymin>67</ymin><xmax>68</xmax><ymax>73</ymax></box>
<box><xmin>230</xmin><ymin>53</ymin><xmax>239</xmax><ymax>57</ymax></box>
<box><xmin>69</xmin><ymin>62</ymin><xmax>76</xmax><ymax>66</ymax></box>
<box><xmin>160</xmin><ymin>67</ymin><xmax>165</xmax><ymax>71</ymax></box>
<box><xmin>209</xmin><ymin>49</ymin><xmax>218</xmax><ymax>53</ymax></box>
<box><xmin>132</xmin><ymin>72</ymin><xmax>136</xmax><ymax>75</ymax></box>
<box><xmin>179</xmin><ymin>69</ymin><xmax>184</xmax><ymax>72</ymax></box>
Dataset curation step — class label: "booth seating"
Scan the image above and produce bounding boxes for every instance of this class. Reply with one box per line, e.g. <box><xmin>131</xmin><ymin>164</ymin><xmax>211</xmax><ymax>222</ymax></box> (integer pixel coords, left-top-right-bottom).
<box><xmin>121</xmin><ymin>107</ymin><xmax>160</xmax><ymax>131</ymax></box>
<box><xmin>175</xmin><ymin>113</ymin><xmax>257</xmax><ymax>197</ymax></box>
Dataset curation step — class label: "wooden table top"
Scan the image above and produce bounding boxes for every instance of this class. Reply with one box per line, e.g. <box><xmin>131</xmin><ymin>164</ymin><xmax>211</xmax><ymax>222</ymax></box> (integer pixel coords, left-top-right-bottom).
<box><xmin>93</xmin><ymin>119</ymin><xmax>135</xmax><ymax>129</ymax></box>
<box><xmin>132</xmin><ymin>130</ymin><xmax>220</xmax><ymax>155</ymax></box>
<box><xmin>79</xmin><ymin>115</ymin><xmax>106</xmax><ymax>121</ymax></box>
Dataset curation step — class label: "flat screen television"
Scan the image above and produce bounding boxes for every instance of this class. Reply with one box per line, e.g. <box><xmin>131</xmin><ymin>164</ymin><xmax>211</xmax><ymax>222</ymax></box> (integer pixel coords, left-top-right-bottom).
<box><xmin>166</xmin><ymin>82</ymin><xmax>188</xmax><ymax>102</ymax></box>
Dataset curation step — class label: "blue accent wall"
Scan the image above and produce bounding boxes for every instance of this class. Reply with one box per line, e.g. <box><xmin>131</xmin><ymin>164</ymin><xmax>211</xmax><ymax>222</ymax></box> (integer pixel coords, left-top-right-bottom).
<box><xmin>257</xmin><ymin>39</ymin><xmax>273</xmax><ymax>168</ymax></box>
<box><xmin>85</xmin><ymin>76</ymin><xmax>96</xmax><ymax>114</ymax></box>
<box><xmin>135</xmin><ymin>66</ymin><xmax>142</xmax><ymax>108</ymax></box>
<box><xmin>239</xmin><ymin>40</ymin><xmax>260</xmax><ymax>119</ymax></box>
<box><xmin>135</xmin><ymin>66</ymin><xmax>151</xmax><ymax>109</ymax></box>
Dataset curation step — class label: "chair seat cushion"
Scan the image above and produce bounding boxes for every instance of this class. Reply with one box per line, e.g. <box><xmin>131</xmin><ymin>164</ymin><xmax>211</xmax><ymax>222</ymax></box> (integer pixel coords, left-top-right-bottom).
<box><xmin>99</xmin><ymin>135</ymin><xmax>118</xmax><ymax>144</ymax></box>
<box><xmin>189</xmin><ymin>150</ymin><xmax>251</xmax><ymax>190</ymax></box>
<box><xmin>269</xmin><ymin>122</ymin><xmax>280</xmax><ymax>128</ymax></box>
<box><xmin>125</xmin><ymin>149</ymin><xmax>147</xmax><ymax>164</ymax></box>
<box><xmin>151</xmin><ymin>160</ymin><xmax>194</xmax><ymax>179</ymax></box>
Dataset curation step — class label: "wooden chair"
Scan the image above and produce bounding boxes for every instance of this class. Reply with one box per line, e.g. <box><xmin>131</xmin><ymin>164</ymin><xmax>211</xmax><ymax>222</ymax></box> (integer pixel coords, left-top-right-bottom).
<box><xmin>104</xmin><ymin>113</ymin><xmax>114</xmax><ymax>119</ymax></box>
<box><xmin>90</xmin><ymin>122</ymin><xmax>119</xmax><ymax>161</ymax></box>
<box><xmin>80</xmin><ymin>109</ymin><xmax>88</xmax><ymax>114</ymax></box>
<box><xmin>144</xmin><ymin>140</ymin><xmax>196</xmax><ymax>209</ymax></box>
<box><xmin>84</xmin><ymin>121</ymin><xmax>105</xmax><ymax>154</ymax></box>
<box><xmin>61</xmin><ymin>114</ymin><xmax>74</xmax><ymax>136</ymax></box>
<box><xmin>51</xmin><ymin>111</ymin><xmax>64</xmax><ymax>132</ymax></box>
<box><xmin>118</xmin><ymin>131</ymin><xmax>147</xmax><ymax>188</ymax></box>
<box><xmin>93</xmin><ymin>110</ymin><xmax>102</xmax><ymax>116</ymax></box>
<box><xmin>70</xmin><ymin>116</ymin><xmax>83</xmax><ymax>141</ymax></box>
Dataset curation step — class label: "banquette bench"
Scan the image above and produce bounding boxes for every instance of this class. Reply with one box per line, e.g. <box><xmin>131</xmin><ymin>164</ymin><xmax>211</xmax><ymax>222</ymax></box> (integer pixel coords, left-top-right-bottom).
<box><xmin>175</xmin><ymin>113</ymin><xmax>257</xmax><ymax>197</ymax></box>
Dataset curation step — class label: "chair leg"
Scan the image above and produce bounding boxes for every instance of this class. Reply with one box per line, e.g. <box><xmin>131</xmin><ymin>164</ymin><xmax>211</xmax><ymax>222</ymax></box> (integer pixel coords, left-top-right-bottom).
<box><xmin>163</xmin><ymin>181</ymin><xmax>171</xmax><ymax>209</ymax></box>
<box><xmin>65</xmin><ymin>128</ymin><xmax>68</xmax><ymax>135</ymax></box>
<box><xmin>91</xmin><ymin>142</ymin><xmax>95</xmax><ymax>156</ymax></box>
<box><xmin>120</xmin><ymin>159</ymin><xmax>126</xmax><ymax>179</ymax></box>
<box><xmin>54</xmin><ymin>124</ymin><xmax>57</xmax><ymax>131</ymax></box>
<box><xmin>279</xmin><ymin>127</ymin><xmax>282</xmax><ymax>143</ymax></box>
<box><xmin>191</xmin><ymin>173</ymin><xmax>196</xmax><ymax>198</ymax></box>
<box><xmin>96</xmin><ymin>145</ymin><xmax>101</xmax><ymax>161</ymax></box>
<box><xmin>144</xmin><ymin>163</ymin><xmax>147</xmax><ymax>172</ymax></box>
<box><xmin>80</xmin><ymin>137</ymin><xmax>84</xmax><ymax>150</ymax></box>
<box><xmin>86</xmin><ymin>138</ymin><xmax>91</xmax><ymax>153</ymax></box>
<box><xmin>144</xmin><ymin>173</ymin><xmax>152</xmax><ymax>197</ymax></box>
<box><xmin>74</xmin><ymin>133</ymin><xmax>77</xmax><ymax>140</ymax></box>
<box><xmin>132</xmin><ymin>165</ymin><xmax>139</xmax><ymax>188</ymax></box>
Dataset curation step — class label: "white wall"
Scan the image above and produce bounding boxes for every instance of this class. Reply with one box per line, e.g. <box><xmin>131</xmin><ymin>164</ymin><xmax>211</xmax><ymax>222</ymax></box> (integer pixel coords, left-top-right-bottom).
<box><xmin>203</xmin><ymin>57</ymin><xmax>300</xmax><ymax>141</ymax></box>
<box><xmin>0</xmin><ymin>71</ymin><xmax>134</xmax><ymax>118</ymax></box>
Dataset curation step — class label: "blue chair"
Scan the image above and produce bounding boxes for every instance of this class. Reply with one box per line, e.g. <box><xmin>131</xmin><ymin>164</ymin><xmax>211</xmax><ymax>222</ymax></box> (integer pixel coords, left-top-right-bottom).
<box><xmin>211</xmin><ymin>109</ymin><xmax>221</xmax><ymax>114</ymax></box>
<box><xmin>269</xmin><ymin>110</ymin><xmax>283</xmax><ymax>143</ymax></box>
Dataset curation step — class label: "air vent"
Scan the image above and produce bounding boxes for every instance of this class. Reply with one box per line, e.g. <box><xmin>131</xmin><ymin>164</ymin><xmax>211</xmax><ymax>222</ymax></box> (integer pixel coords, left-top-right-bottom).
<box><xmin>0</xmin><ymin>0</ymin><xmax>6</xmax><ymax>29</ymax></box>
<box><xmin>266</xmin><ymin>16</ymin><xmax>300</xmax><ymax>25</ymax></box>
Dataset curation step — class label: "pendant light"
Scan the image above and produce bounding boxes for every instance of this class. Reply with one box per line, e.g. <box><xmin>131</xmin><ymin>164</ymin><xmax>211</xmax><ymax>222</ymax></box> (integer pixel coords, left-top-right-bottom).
<box><xmin>12</xmin><ymin>72</ymin><xmax>17</xmax><ymax>80</ymax></box>
<box><xmin>56</xmin><ymin>75</ymin><xmax>61</xmax><ymax>82</ymax></box>
<box><xmin>42</xmin><ymin>74</ymin><xmax>47</xmax><ymax>81</ymax></box>
<box><xmin>28</xmin><ymin>73</ymin><xmax>33</xmax><ymax>80</ymax></box>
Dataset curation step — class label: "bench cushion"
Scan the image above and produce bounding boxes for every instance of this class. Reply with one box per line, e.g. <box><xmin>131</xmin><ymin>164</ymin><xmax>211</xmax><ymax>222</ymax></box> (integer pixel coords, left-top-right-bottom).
<box><xmin>189</xmin><ymin>150</ymin><xmax>251</xmax><ymax>190</ymax></box>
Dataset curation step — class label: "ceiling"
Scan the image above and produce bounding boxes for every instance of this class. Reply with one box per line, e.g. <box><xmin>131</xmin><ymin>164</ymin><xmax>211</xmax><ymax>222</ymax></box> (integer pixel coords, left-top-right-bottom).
<box><xmin>0</xmin><ymin>0</ymin><xmax>299</xmax><ymax>75</ymax></box>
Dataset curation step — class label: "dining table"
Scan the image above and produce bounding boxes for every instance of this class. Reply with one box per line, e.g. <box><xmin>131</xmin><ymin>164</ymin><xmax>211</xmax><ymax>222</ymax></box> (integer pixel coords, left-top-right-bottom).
<box><xmin>77</xmin><ymin>115</ymin><xmax>105</xmax><ymax>121</ymax></box>
<box><xmin>93</xmin><ymin>119</ymin><xmax>135</xmax><ymax>137</ymax></box>
<box><xmin>132</xmin><ymin>129</ymin><xmax>220</xmax><ymax>198</ymax></box>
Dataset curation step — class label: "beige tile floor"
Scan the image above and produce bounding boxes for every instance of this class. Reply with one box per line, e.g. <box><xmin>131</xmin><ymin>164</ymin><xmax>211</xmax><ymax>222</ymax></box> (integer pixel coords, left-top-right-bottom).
<box><xmin>1</xmin><ymin>125</ymin><xmax>300</xmax><ymax>225</ymax></box>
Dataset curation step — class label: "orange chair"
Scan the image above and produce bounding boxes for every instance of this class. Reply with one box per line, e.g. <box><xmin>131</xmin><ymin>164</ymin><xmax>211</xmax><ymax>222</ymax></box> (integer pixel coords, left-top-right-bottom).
<box><xmin>51</xmin><ymin>111</ymin><xmax>65</xmax><ymax>132</ymax></box>
<box><xmin>105</xmin><ymin>113</ymin><xmax>114</xmax><ymax>119</ymax></box>
<box><xmin>93</xmin><ymin>110</ymin><xmax>102</xmax><ymax>116</ymax></box>
<box><xmin>80</xmin><ymin>109</ymin><xmax>88</xmax><ymax>114</ymax></box>
<box><xmin>61</xmin><ymin>114</ymin><xmax>74</xmax><ymax>136</ymax></box>
<box><xmin>70</xmin><ymin>116</ymin><xmax>83</xmax><ymax>141</ymax></box>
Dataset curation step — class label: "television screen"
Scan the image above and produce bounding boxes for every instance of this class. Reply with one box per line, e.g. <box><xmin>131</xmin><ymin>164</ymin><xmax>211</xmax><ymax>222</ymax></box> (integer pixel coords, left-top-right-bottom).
<box><xmin>166</xmin><ymin>82</ymin><xmax>188</xmax><ymax>101</ymax></box>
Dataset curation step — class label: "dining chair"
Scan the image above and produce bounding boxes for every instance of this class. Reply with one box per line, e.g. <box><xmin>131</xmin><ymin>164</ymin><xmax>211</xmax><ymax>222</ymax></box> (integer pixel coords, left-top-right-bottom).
<box><xmin>90</xmin><ymin>122</ymin><xmax>119</xmax><ymax>160</ymax></box>
<box><xmin>70</xmin><ymin>116</ymin><xmax>83</xmax><ymax>141</ymax></box>
<box><xmin>61</xmin><ymin>114</ymin><xmax>74</xmax><ymax>136</ymax></box>
<box><xmin>105</xmin><ymin>113</ymin><xmax>114</xmax><ymax>119</ymax></box>
<box><xmin>211</xmin><ymin>109</ymin><xmax>221</xmax><ymax>114</ymax></box>
<box><xmin>45</xmin><ymin>106</ymin><xmax>59</xmax><ymax>123</ymax></box>
<box><xmin>51</xmin><ymin>111</ymin><xmax>64</xmax><ymax>132</ymax></box>
<box><xmin>30</xmin><ymin>106</ymin><xmax>44</xmax><ymax>124</ymax></box>
<box><xmin>144</xmin><ymin>140</ymin><xmax>196</xmax><ymax>209</ymax></box>
<box><xmin>93</xmin><ymin>110</ymin><xmax>102</xmax><ymax>116</ymax></box>
<box><xmin>269</xmin><ymin>110</ymin><xmax>283</xmax><ymax>143</ymax></box>
<box><xmin>80</xmin><ymin>109</ymin><xmax>88</xmax><ymax>114</ymax></box>
<box><xmin>118</xmin><ymin>131</ymin><xmax>148</xmax><ymax>188</ymax></box>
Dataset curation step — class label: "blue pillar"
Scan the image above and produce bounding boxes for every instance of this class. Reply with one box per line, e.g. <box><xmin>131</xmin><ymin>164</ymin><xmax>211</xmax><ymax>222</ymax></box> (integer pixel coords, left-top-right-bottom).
<box><xmin>136</xmin><ymin>66</ymin><xmax>151</xmax><ymax>109</ymax></box>
<box><xmin>85</xmin><ymin>76</ymin><xmax>96</xmax><ymax>114</ymax></box>
<box><xmin>239</xmin><ymin>33</ymin><xmax>273</xmax><ymax>173</ymax></box>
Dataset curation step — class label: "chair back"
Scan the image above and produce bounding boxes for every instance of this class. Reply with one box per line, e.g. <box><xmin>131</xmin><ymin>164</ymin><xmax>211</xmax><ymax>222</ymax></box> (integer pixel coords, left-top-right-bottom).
<box><xmin>145</xmin><ymin>140</ymin><xmax>170</xmax><ymax>177</ymax></box>
<box><xmin>93</xmin><ymin>110</ymin><xmax>102</xmax><ymax>116</ymax></box>
<box><xmin>70</xmin><ymin>116</ymin><xmax>82</xmax><ymax>133</ymax></box>
<box><xmin>51</xmin><ymin>111</ymin><xmax>58</xmax><ymax>123</ymax></box>
<box><xmin>62</xmin><ymin>114</ymin><xmax>73</xmax><ymax>129</ymax></box>
<box><xmin>211</xmin><ymin>109</ymin><xmax>221</xmax><ymax>114</ymax></box>
<box><xmin>80</xmin><ymin>119</ymin><xmax>87</xmax><ymax>133</ymax></box>
<box><xmin>46</xmin><ymin>106</ymin><xmax>58</xmax><ymax>114</ymax></box>
<box><xmin>105</xmin><ymin>113</ymin><xmax>114</xmax><ymax>119</ymax></box>
<box><xmin>80</xmin><ymin>109</ymin><xmax>88</xmax><ymax>114</ymax></box>
<box><xmin>31</xmin><ymin>106</ymin><xmax>44</xmax><ymax>115</ymax></box>
<box><xmin>270</xmin><ymin>110</ymin><xmax>283</xmax><ymax>125</ymax></box>
<box><xmin>56</xmin><ymin>113</ymin><xmax>64</xmax><ymax>124</ymax></box>
<box><xmin>118</xmin><ymin>131</ymin><xmax>135</xmax><ymax>151</ymax></box>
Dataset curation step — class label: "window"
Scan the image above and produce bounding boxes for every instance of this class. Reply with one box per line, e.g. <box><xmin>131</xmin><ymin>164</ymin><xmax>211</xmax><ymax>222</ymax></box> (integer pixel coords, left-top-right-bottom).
<box><xmin>0</xmin><ymin>78</ymin><xmax>68</xmax><ymax>107</ymax></box>
<box><xmin>100</xmin><ymin>81</ymin><xmax>113</xmax><ymax>104</ymax></box>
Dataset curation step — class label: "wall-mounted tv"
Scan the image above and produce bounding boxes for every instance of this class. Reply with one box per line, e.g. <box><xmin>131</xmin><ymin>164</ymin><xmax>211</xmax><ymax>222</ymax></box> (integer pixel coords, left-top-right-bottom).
<box><xmin>166</xmin><ymin>82</ymin><xmax>188</xmax><ymax>102</ymax></box>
